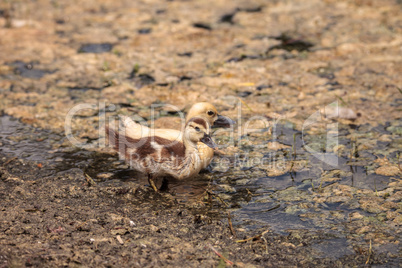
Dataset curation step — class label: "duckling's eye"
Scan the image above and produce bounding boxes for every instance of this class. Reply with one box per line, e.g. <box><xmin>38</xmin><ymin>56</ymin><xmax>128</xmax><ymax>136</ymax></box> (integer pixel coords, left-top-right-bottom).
<box><xmin>207</xmin><ymin>110</ymin><xmax>215</xmax><ymax>116</ymax></box>
<box><xmin>195</xmin><ymin>126</ymin><xmax>201</xmax><ymax>132</ymax></box>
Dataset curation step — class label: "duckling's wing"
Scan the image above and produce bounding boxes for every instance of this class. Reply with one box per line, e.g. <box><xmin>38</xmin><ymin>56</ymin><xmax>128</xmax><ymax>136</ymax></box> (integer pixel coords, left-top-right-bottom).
<box><xmin>107</xmin><ymin>127</ymin><xmax>200</xmax><ymax>179</ymax></box>
<box><xmin>121</xmin><ymin>116</ymin><xmax>183</xmax><ymax>141</ymax></box>
<box><xmin>152</xmin><ymin>129</ymin><xmax>183</xmax><ymax>142</ymax></box>
<box><xmin>120</xmin><ymin>116</ymin><xmax>151</xmax><ymax>140</ymax></box>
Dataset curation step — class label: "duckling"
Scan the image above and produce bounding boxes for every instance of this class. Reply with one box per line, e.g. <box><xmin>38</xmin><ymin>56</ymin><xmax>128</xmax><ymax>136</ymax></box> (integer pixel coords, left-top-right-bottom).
<box><xmin>120</xmin><ymin>102</ymin><xmax>235</xmax><ymax>169</ymax></box>
<box><xmin>107</xmin><ymin>117</ymin><xmax>217</xmax><ymax>192</ymax></box>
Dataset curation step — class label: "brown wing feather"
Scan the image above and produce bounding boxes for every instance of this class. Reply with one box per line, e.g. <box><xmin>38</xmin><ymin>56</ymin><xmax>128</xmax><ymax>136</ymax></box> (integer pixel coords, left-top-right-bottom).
<box><xmin>106</xmin><ymin>126</ymin><xmax>202</xmax><ymax>179</ymax></box>
<box><xmin>106</xmin><ymin>126</ymin><xmax>186</xmax><ymax>159</ymax></box>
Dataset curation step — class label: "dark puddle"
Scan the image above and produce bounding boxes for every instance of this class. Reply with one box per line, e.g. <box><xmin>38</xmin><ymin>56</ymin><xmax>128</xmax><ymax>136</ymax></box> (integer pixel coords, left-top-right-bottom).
<box><xmin>177</xmin><ymin>52</ymin><xmax>193</xmax><ymax>57</ymax></box>
<box><xmin>237</xmin><ymin>91</ymin><xmax>253</xmax><ymax>98</ymax></box>
<box><xmin>78</xmin><ymin>43</ymin><xmax>113</xmax><ymax>53</ymax></box>
<box><xmin>226</xmin><ymin>54</ymin><xmax>262</xmax><ymax>63</ymax></box>
<box><xmin>227</xmin><ymin>33</ymin><xmax>314</xmax><ymax>62</ymax></box>
<box><xmin>256</xmin><ymin>84</ymin><xmax>272</xmax><ymax>91</ymax></box>
<box><xmin>219</xmin><ymin>12</ymin><xmax>236</xmax><ymax>24</ymax></box>
<box><xmin>0</xmin><ymin>118</ymin><xmax>148</xmax><ymax>190</ymax></box>
<box><xmin>0</xmin><ymin>116</ymin><xmax>62</xmax><ymax>162</ymax></box>
<box><xmin>7</xmin><ymin>60</ymin><xmax>54</xmax><ymax>79</ymax></box>
<box><xmin>210</xmin><ymin>123</ymin><xmax>396</xmax><ymax>233</ymax></box>
<box><xmin>266</xmin><ymin>33</ymin><xmax>314</xmax><ymax>53</ymax></box>
<box><xmin>131</xmin><ymin>73</ymin><xmax>155</xmax><ymax>88</ymax></box>
<box><xmin>234</xmin><ymin>204</ymin><xmax>316</xmax><ymax>234</ymax></box>
<box><xmin>67</xmin><ymin>86</ymin><xmax>105</xmax><ymax>91</ymax></box>
<box><xmin>128</xmin><ymin>67</ymin><xmax>155</xmax><ymax>88</ymax></box>
<box><xmin>192</xmin><ymin>22</ymin><xmax>212</xmax><ymax>31</ymax></box>
<box><xmin>312</xmin><ymin>238</ymin><xmax>354</xmax><ymax>259</ymax></box>
<box><xmin>138</xmin><ymin>28</ymin><xmax>152</xmax><ymax>34</ymax></box>
<box><xmin>219</xmin><ymin>6</ymin><xmax>263</xmax><ymax>24</ymax></box>
<box><xmin>163</xmin><ymin>175</ymin><xmax>211</xmax><ymax>202</ymax></box>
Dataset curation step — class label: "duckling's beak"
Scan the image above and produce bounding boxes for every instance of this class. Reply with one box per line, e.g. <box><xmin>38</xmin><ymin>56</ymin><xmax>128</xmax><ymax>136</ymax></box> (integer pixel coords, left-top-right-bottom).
<box><xmin>213</xmin><ymin>114</ymin><xmax>236</xmax><ymax>128</ymax></box>
<box><xmin>200</xmin><ymin>133</ymin><xmax>218</xmax><ymax>149</ymax></box>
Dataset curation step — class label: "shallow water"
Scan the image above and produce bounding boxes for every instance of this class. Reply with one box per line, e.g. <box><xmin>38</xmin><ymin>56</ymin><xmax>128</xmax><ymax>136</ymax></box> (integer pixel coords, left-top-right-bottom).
<box><xmin>0</xmin><ymin>116</ymin><xmax>60</xmax><ymax>162</ymax></box>
<box><xmin>6</xmin><ymin>61</ymin><xmax>53</xmax><ymax>79</ymax></box>
<box><xmin>209</xmin><ymin>123</ymin><xmax>397</xmax><ymax>233</ymax></box>
<box><xmin>78</xmin><ymin>43</ymin><xmax>114</xmax><ymax>53</ymax></box>
<box><xmin>0</xmin><ymin>115</ymin><xmax>400</xmax><ymax>259</ymax></box>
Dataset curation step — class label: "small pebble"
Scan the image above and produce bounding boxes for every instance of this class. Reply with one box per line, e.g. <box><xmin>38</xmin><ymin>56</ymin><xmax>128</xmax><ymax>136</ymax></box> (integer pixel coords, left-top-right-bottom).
<box><xmin>218</xmin><ymin>184</ymin><xmax>236</xmax><ymax>193</ymax></box>
<box><xmin>116</xmin><ymin>235</ymin><xmax>124</xmax><ymax>245</ymax></box>
<box><xmin>97</xmin><ymin>172</ymin><xmax>114</xmax><ymax>179</ymax></box>
<box><xmin>235</xmin><ymin>179</ymin><xmax>250</xmax><ymax>185</ymax></box>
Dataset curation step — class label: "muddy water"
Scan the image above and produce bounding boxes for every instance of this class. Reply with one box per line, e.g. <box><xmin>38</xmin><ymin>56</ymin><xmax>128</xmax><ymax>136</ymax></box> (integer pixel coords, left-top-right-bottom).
<box><xmin>209</xmin><ymin>122</ymin><xmax>397</xmax><ymax>233</ymax></box>
<box><xmin>1</xmin><ymin>114</ymin><xmax>400</xmax><ymax>262</ymax></box>
<box><xmin>0</xmin><ymin>116</ymin><xmax>61</xmax><ymax>162</ymax></box>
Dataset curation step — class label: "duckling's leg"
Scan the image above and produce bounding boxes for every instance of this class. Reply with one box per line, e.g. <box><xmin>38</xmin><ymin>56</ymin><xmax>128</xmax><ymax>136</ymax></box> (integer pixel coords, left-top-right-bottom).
<box><xmin>148</xmin><ymin>174</ymin><xmax>158</xmax><ymax>192</ymax></box>
<box><xmin>159</xmin><ymin>177</ymin><xmax>169</xmax><ymax>192</ymax></box>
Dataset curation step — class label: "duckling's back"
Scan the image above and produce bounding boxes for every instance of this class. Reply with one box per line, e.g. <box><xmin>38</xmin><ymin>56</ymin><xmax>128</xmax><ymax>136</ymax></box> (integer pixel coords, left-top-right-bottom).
<box><xmin>106</xmin><ymin>126</ymin><xmax>200</xmax><ymax>178</ymax></box>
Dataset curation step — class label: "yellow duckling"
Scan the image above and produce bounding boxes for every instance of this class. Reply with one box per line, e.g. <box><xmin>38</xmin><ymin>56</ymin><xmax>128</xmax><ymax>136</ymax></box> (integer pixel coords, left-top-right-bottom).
<box><xmin>120</xmin><ymin>102</ymin><xmax>235</xmax><ymax>169</ymax></box>
<box><xmin>107</xmin><ymin>117</ymin><xmax>217</xmax><ymax>191</ymax></box>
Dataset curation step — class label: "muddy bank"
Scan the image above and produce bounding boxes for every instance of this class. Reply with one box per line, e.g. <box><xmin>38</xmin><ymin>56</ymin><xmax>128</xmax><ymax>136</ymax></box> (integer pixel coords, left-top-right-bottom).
<box><xmin>0</xmin><ymin>154</ymin><xmax>397</xmax><ymax>267</ymax></box>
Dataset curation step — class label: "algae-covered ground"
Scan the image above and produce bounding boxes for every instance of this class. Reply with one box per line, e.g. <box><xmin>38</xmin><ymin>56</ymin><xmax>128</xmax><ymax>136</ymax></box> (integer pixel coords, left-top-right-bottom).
<box><xmin>0</xmin><ymin>0</ymin><xmax>401</xmax><ymax>267</ymax></box>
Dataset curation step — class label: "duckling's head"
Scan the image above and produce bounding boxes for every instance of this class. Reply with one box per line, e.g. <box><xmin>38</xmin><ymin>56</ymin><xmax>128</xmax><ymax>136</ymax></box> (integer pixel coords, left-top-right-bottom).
<box><xmin>185</xmin><ymin>117</ymin><xmax>217</xmax><ymax>149</ymax></box>
<box><xmin>186</xmin><ymin>102</ymin><xmax>235</xmax><ymax>128</ymax></box>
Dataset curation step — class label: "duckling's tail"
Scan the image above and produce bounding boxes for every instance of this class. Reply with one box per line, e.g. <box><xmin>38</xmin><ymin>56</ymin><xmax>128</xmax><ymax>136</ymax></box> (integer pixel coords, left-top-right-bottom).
<box><xmin>105</xmin><ymin>125</ymin><xmax>120</xmax><ymax>151</ymax></box>
<box><xmin>105</xmin><ymin>125</ymin><xmax>144</xmax><ymax>155</ymax></box>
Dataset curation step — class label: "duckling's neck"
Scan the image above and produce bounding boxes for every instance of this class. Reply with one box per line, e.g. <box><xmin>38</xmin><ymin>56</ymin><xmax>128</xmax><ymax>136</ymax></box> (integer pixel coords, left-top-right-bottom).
<box><xmin>183</xmin><ymin>139</ymin><xmax>199</xmax><ymax>155</ymax></box>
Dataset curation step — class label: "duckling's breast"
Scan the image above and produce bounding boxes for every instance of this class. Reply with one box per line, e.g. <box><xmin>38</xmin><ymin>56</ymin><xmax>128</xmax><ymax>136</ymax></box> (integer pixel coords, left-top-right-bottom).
<box><xmin>171</xmin><ymin>152</ymin><xmax>203</xmax><ymax>179</ymax></box>
<box><xmin>197</xmin><ymin>142</ymin><xmax>214</xmax><ymax>169</ymax></box>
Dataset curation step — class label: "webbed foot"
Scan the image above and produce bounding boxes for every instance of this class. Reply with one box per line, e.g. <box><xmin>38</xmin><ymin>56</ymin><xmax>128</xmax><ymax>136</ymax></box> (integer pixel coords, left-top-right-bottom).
<box><xmin>148</xmin><ymin>175</ymin><xmax>158</xmax><ymax>192</ymax></box>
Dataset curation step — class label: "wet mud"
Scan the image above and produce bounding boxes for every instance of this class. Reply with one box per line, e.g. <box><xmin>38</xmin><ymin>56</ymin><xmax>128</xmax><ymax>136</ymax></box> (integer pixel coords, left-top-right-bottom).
<box><xmin>0</xmin><ymin>0</ymin><xmax>401</xmax><ymax>267</ymax></box>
